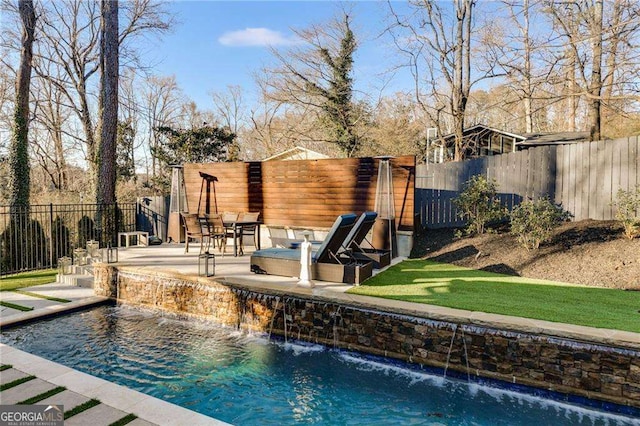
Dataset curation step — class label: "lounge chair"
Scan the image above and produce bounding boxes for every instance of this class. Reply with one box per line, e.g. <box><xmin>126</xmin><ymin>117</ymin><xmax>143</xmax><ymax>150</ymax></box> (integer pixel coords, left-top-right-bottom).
<box><xmin>250</xmin><ymin>213</ymin><xmax>373</xmax><ymax>284</ymax></box>
<box><xmin>341</xmin><ymin>211</ymin><xmax>391</xmax><ymax>269</ymax></box>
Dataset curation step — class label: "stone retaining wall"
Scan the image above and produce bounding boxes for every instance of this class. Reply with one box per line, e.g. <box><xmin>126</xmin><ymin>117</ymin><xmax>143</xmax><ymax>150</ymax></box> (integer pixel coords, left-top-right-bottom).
<box><xmin>94</xmin><ymin>265</ymin><xmax>640</xmax><ymax>410</ymax></box>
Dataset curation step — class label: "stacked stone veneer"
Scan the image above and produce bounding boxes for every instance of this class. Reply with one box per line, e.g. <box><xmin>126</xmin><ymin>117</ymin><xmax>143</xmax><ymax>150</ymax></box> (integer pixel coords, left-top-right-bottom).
<box><xmin>94</xmin><ymin>265</ymin><xmax>640</xmax><ymax>410</ymax></box>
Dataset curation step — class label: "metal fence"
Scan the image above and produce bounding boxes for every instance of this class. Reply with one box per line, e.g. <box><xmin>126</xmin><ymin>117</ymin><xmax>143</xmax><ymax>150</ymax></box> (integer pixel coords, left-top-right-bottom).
<box><xmin>0</xmin><ymin>203</ymin><xmax>137</xmax><ymax>276</ymax></box>
<box><xmin>416</xmin><ymin>136</ymin><xmax>640</xmax><ymax>228</ymax></box>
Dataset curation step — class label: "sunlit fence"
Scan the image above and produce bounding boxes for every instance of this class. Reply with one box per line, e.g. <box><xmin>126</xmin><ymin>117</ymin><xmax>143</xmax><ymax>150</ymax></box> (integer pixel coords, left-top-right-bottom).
<box><xmin>0</xmin><ymin>203</ymin><xmax>137</xmax><ymax>276</ymax></box>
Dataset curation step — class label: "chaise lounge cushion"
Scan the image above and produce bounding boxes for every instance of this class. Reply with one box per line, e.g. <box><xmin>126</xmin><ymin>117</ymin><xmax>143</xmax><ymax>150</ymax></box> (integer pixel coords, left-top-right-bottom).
<box><xmin>250</xmin><ymin>213</ymin><xmax>373</xmax><ymax>284</ymax></box>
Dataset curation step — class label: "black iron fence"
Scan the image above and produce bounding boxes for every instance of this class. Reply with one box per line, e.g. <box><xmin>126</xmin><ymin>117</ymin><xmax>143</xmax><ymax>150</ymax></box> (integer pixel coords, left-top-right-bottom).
<box><xmin>0</xmin><ymin>203</ymin><xmax>137</xmax><ymax>276</ymax></box>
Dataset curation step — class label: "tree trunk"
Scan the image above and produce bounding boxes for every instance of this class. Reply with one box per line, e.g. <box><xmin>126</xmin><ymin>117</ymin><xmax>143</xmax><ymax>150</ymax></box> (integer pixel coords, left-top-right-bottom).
<box><xmin>523</xmin><ymin>0</ymin><xmax>533</xmax><ymax>133</ymax></box>
<box><xmin>97</xmin><ymin>0</ymin><xmax>119</xmax><ymax>206</ymax></box>
<box><xmin>9</xmin><ymin>0</ymin><xmax>36</xmax><ymax>210</ymax></box>
<box><xmin>453</xmin><ymin>0</ymin><xmax>472</xmax><ymax>161</ymax></box>
<box><xmin>588</xmin><ymin>0</ymin><xmax>603</xmax><ymax>141</ymax></box>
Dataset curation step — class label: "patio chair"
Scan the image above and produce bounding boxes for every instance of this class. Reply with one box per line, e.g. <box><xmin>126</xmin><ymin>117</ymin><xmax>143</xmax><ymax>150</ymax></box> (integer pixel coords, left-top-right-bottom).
<box><xmin>221</xmin><ymin>212</ymin><xmax>243</xmax><ymax>254</ymax></box>
<box><xmin>250</xmin><ymin>213</ymin><xmax>373</xmax><ymax>284</ymax></box>
<box><xmin>239</xmin><ymin>212</ymin><xmax>260</xmax><ymax>253</ymax></box>
<box><xmin>205</xmin><ymin>213</ymin><xmax>227</xmax><ymax>256</ymax></box>
<box><xmin>341</xmin><ymin>211</ymin><xmax>391</xmax><ymax>269</ymax></box>
<box><xmin>267</xmin><ymin>226</ymin><xmax>291</xmax><ymax>248</ymax></box>
<box><xmin>182</xmin><ymin>213</ymin><xmax>210</xmax><ymax>254</ymax></box>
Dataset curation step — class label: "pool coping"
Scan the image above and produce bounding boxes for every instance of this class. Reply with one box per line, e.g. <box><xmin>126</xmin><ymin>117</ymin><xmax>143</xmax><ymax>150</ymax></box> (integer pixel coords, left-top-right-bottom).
<box><xmin>0</xmin><ymin>344</ymin><xmax>229</xmax><ymax>425</ymax></box>
<box><xmin>0</xmin><ymin>296</ymin><xmax>112</xmax><ymax>329</ymax></box>
<box><xmin>134</xmin><ymin>266</ymin><xmax>640</xmax><ymax>351</ymax></box>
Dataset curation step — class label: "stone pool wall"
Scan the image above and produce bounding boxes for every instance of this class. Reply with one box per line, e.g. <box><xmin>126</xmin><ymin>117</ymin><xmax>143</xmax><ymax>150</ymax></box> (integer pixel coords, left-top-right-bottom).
<box><xmin>94</xmin><ymin>265</ymin><xmax>640</xmax><ymax>410</ymax></box>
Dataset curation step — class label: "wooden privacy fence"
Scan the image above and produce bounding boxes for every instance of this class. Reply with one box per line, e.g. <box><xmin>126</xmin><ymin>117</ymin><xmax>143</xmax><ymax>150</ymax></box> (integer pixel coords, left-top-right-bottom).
<box><xmin>183</xmin><ymin>156</ymin><xmax>415</xmax><ymax>230</ymax></box>
<box><xmin>416</xmin><ymin>136</ymin><xmax>640</xmax><ymax>228</ymax></box>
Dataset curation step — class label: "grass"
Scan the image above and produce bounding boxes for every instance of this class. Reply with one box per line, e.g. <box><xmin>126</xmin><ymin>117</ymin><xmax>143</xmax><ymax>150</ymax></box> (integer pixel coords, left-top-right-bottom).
<box><xmin>18</xmin><ymin>386</ymin><xmax>66</xmax><ymax>404</ymax></box>
<box><xmin>64</xmin><ymin>399</ymin><xmax>100</xmax><ymax>419</ymax></box>
<box><xmin>13</xmin><ymin>290</ymin><xmax>71</xmax><ymax>303</ymax></box>
<box><xmin>109</xmin><ymin>414</ymin><xmax>138</xmax><ymax>426</ymax></box>
<box><xmin>0</xmin><ymin>364</ymin><xmax>12</xmax><ymax>371</ymax></box>
<box><xmin>349</xmin><ymin>259</ymin><xmax>640</xmax><ymax>333</ymax></box>
<box><xmin>0</xmin><ymin>269</ymin><xmax>57</xmax><ymax>291</ymax></box>
<box><xmin>0</xmin><ymin>375</ymin><xmax>36</xmax><ymax>391</ymax></box>
<box><xmin>0</xmin><ymin>301</ymin><xmax>34</xmax><ymax>312</ymax></box>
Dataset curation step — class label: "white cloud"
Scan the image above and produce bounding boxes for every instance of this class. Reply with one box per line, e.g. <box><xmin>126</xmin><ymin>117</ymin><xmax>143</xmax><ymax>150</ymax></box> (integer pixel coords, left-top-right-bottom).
<box><xmin>218</xmin><ymin>27</ymin><xmax>300</xmax><ymax>47</ymax></box>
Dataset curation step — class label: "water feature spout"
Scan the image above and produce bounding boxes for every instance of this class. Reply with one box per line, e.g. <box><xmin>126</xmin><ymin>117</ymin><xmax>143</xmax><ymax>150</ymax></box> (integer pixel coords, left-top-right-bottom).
<box><xmin>443</xmin><ymin>325</ymin><xmax>458</xmax><ymax>378</ymax></box>
<box><xmin>268</xmin><ymin>297</ymin><xmax>281</xmax><ymax>338</ymax></box>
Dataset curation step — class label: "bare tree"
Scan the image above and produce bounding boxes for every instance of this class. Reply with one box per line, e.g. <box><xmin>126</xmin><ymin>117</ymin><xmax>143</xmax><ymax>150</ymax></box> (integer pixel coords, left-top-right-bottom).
<box><xmin>24</xmin><ymin>0</ymin><xmax>172</xmax><ymax>193</ymax></box>
<box><xmin>140</xmin><ymin>74</ymin><xmax>184</xmax><ymax>179</ymax></box>
<box><xmin>31</xmin><ymin>74</ymin><xmax>71</xmax><ymax>191</ymax></box>
<box><xmin>387</xmin><ymin>0</ymin><xmax>501</xmax><ymax>161</ymax></box>
<box><xmin>247</xmin><ymin>74</ymin><xmax>339</xmax><ymax>160</ymax></box>
<box><xmin>210</xmin><ymin>84</ymin><xmax>245</xmax><ymax>161</ymax></box>
<box><xmin>9</xmin><ymin>0</ymin><xmax>36</xmax><ymax>209</ymax></box>
<box><xmin>0</xmin><ymin>62</ymin><xmax>13</xmax><ymax>149</ymax></box>
<box><xmin>210</xmin><ymin>85</ymin><xmax>245</xmax><ymax>135</ymax></box>
<box><xmin>546</xmin><ymin>0</ymin><xmax>640</xmax><ymax>140</ymax></box>
<box><xmin>264</xmin><ymin>12</ymin><xmax>363</xmax><ymax>157</ymax></box>
<box><xmin>484</xmin><ymin>0</ymin><xmax>553</xmax><ymax>133</ymax></box>
<box><xmin>363</xmin><ymin>92</ymin><xmax>429</xmax><ymax>158</ymax></box>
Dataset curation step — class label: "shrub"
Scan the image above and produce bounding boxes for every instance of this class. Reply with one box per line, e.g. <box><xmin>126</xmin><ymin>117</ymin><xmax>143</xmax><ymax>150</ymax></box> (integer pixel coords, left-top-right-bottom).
<box><xmin>612</xmin><ymin>185</ymin><xmax>640</xmax><ymax>239</ymax></box>
<box><xmin>510</xmin><ymin>198</ymin><xmax>571</xmax><ymax>250</ymax></box>
<box><xmin>454</xmin><ymin>175</ymin><xmax>506</xmax><ymax>235</ymax></box>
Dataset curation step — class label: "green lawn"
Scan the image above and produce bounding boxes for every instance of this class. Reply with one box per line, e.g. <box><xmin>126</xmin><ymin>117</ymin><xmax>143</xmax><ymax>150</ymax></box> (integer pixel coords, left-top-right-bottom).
<box><xmin>348</xmin><ymin>259</ymin><xmax>640</xmax><ymax>333</ymax></box>
<box><xmin>0</xmin><ymin>269</ymin><xmax>57</xmax><ymax>291</ymax></box>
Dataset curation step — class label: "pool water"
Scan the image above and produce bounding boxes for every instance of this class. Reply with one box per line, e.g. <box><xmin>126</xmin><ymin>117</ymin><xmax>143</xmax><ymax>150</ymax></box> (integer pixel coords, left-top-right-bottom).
<box><xmin>1</xmin><ymin>305</ymin><xmax>637</xmax><ymax>425</ymax></box>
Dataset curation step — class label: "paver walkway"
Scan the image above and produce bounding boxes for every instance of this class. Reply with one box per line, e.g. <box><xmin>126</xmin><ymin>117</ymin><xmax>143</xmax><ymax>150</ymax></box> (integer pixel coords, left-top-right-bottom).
<box><xmin>0</xmin><ymin>345</ymin><xmax>226</xmax><ymax>425</ymax></box>
<box><xmin>0</xmin><ymin>279</ymin><xmax>228</xmax><ymax>425</ymax></box>
<box><xmin>0</xmin><ymin>364</ymin><xmax>153</xmax><ymax>425</ymax></box>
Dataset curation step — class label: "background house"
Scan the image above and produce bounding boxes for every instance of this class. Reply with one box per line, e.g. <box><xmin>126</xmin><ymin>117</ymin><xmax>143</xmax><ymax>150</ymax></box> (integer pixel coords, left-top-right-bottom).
<box><xmin>437</xmin><ymin>124</ymin><xmax>525</xmax><ymax>160</ymax></box>
<box><xmin>262</xmin><ymin>146</ymin><xmax>330</xmax><ymax>162</ymax></box>
<box><xmin>517</xmin><ymin>131</ymin><xmax>591</xmax><ymax>149</ymax></box>
<box><xmin>433</xmin><ymin>124</ymin><xmax>592</xmax><ymax>162</ymax></box>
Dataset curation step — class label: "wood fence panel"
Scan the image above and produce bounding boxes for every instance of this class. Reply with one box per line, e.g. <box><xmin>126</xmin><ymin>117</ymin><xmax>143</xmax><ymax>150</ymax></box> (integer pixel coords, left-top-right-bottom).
<box><xmin>185</xmin><ymin>156</ymin><xmax>414</xmax><ymax>229</ymax></box>
<box><xmin>522</xmin><ymin>149</ymin><xmax>531</xmax><ymax>199</ymax></box>
<box><xmin>415</xmin><ymin>136</ymin><xmax>640</xmax><ymax>228</ymax></box>
<box><xmin>588</xmin><ymin>142</ymin><xmax>599</xmax><ymax>219</ymax></box>
<box><xmin>560</xmin><ymin>145</ymin><xmax>570</xmax><ymax>212</ymax></box>
<box><xmin>574</xmin><ymin>142</ymin><xmax>584</xmax><ymax>220</ymax></box>
<box><xmin>597</xmin><ymin>139</ymin><xmax>610</xmax><ymax>220</ymax></box>
<box><xmin>574</xmin><ymin>143</ymin><xmax>583</xmax><ymax>217</ymax></box>
<box><xmin>554</xmin><ymin>145</ymin><xmax>564</xmax><ymax>206</ymax></box>
<box><xmin>631</xmin><ymin>137</ymin><xmax>639</xmax><ymax>190</ymax></box>
<box><xmin>603</xmin><ymin>141</ymin><xmax>614</xmax><ymax>219</ymax></box>
<box><xmin>530</xmin><ymin>147</ymin><xmax>540</xmax><ymax>199</ymax></box>
<box><xmin>547</xmin><ymin>146</ymin><xmax>557</xmax><ymax>204</ymax></box>
<box><xmin>612</xmin><ymin>138</ymin><xmax>622</xmax><ymax>197</ymax></box>
<box><xmin>581</xmin><ymin>142</ymin><xmax>591</xmax><ymax>221</ymax></box>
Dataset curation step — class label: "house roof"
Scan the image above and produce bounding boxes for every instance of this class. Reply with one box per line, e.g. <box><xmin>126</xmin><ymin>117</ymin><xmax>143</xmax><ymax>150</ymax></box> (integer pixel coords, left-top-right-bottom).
<box><xmin>262</xmin><ymin>146</ymin><xmax>330</xmax><ymax>162</ymax></box>
<box><xmin>518</xmin><ymin>131</ymin><xmax>591</xmax><ymax>146</ymax></box>
<box><xmin>439</xmin><ymin>124</ymin><xmax>591</xmax><ymax>147</ymax></box>
<box><xmin>440</xmin><ymin>124</ymin><xmax>527</xmax><ymax>142</ymax></box>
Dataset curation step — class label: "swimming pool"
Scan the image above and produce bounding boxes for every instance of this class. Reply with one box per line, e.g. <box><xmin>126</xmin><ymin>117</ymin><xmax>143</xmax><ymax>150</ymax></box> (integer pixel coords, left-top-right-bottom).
<box><xmin>1</xmin><ymin>305</ymin><xmax>637</xmax><ymax>425</ymax></box>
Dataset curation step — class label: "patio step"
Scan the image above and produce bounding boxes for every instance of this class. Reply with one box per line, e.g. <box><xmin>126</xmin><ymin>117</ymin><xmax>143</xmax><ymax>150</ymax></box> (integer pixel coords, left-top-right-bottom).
<box><xmin>56</xmin><ymin>264</ymin><xmax>95</xmax><ymax>288</ymax></box>
<box><xmin>55</xmin><ymin>274</ymin><xmax>94</xmax><ymax>288</ymax></box>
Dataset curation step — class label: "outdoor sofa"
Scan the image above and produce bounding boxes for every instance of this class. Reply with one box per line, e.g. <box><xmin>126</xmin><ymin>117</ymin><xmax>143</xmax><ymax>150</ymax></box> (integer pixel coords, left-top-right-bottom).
<box><xmin>250</xmin><ymin>213</ymin><xmax>373</xmax><ymax>284</ymax></box>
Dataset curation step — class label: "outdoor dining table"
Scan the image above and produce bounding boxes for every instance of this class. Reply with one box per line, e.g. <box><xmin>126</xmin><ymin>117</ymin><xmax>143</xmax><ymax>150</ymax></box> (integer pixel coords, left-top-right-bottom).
<box><xmin>223</xmin><ymin>220</ymin><xmax>262</xmax><ymax>256</ymax></box>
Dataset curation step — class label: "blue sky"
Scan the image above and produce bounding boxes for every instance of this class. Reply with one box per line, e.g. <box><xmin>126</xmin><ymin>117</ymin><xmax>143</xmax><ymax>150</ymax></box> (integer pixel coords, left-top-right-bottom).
<box><xmin>142</xmin><ymin>1</ymin><xmax>406</xmax><ymax>110</ymax></box>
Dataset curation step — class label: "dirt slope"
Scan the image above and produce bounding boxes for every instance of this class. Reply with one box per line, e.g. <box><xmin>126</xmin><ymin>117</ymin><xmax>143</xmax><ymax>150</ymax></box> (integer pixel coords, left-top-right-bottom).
<box><xmin>415</xmin><ymin>220</ymin><xmax>640</xmax><ymax>289</ymax></box>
